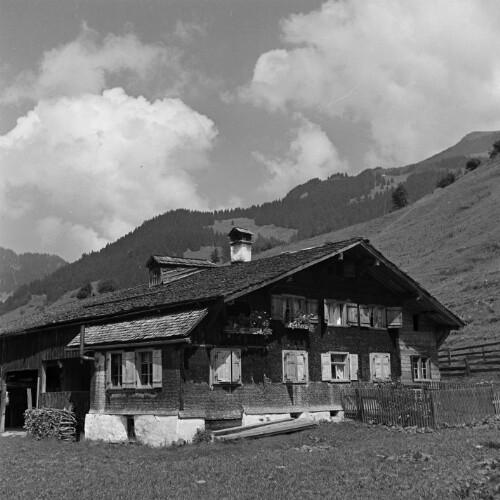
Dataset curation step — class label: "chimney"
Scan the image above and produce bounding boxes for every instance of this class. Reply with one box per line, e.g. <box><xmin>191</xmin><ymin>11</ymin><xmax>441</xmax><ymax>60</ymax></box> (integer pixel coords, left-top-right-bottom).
<box><xmin>228</xmin><ymin>227</ymin><xmax>254</xmax><ymax>263</ymax></box>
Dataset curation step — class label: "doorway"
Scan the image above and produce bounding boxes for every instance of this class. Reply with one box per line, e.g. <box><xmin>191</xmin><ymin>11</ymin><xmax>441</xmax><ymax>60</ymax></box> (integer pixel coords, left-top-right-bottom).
<box><xmin>5</xmin><ymin>370</ymin><xmax>38</xmax><ymax>429</ymax></box>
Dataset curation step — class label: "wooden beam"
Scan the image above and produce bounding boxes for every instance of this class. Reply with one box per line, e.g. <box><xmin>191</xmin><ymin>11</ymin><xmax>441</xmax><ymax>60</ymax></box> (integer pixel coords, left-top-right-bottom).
<box><xmin>0</xmin><ymin>374</ymin><xmax>6</xmax><ymax>433</ymax></box>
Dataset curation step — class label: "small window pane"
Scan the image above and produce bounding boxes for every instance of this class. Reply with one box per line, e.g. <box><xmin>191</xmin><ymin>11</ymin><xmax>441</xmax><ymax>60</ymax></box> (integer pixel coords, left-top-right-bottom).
<box><xmin>111</xmin><ymin>353</ymin><xmax>123</xmax><ymax>387</ymax></box>
<box><xmin>139</xmin><ymin>351</ymin><xmax>153</xmax><ymax>386</ymax></box>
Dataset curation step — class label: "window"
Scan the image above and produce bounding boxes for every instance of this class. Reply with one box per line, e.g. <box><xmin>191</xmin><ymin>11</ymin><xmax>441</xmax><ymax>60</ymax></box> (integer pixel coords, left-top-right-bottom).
<box><xmin>110</xmin><ymin>352</ymin><xmax>123</xmax><ymax>388</ymax></box>
<box><xmin>272</xmin><ymin>295</ymin><xmax>318</xmax><ymax>322</ymax></box>
<box><xmin>359</xmin><ymin>305</ymin><xmax>371</xmax><ymax>327</ymax></box>
<box><xmin>149</xmin><ymin>268</ymin><xmax>161</xmax><ymax>287</ymax></box>
<box><xmin>211</xmin><ymin>348</ymin><xmax>241</xmax><ymax>385</ymax></box>
<box><xmin>324</xmin><ymin>300</ymin><xmax>347</xmax><ymax>326</ymax></box>
<box><xmin>137</xmin><ymin>350</ymin><xmax>153</xmax><ymax>387</ymax></box>
<box><xmin>321</xmin><ymin>352</ymin><xmax>359</xmax><ymax>382</ymax></box>
<box><xmin>371</xmin><ymin>306</ymin><xmax>387</xmax><ymax>328</ymax></box>
<box><xmin>411</xmin><ymin>356</ymin><xmax>431</xmax><ymax>381</ymax></box>
<box><xmin>412</xmin><ymin>314</ymin><xmax>420</xmax><ymax>332</ymax></box>
<box><xmin>370</xmin><ymin>353</ymin><xmax>391</xmax><ymax>381</ymax></box>
<box><xmin>106</xmin><ymin>349</ymin><xmax>162</xmax><ymax>389</ymax></box>
<box><xmin>282</xmin><ymin>350</ymin><xmax>308</xmax><ymax>383</ymax></box>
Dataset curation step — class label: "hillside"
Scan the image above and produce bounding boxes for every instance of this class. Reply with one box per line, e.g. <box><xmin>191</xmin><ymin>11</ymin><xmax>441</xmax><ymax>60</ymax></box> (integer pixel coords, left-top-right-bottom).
<box><xmin>0</xmin><ymin>130</ymin><xmax>497</xmax><ymax>319</ymax></box>
<box><xmin>258</xmin><ymin>158</ymin><xmax>500</xmax><ymax>349</ymax></box>
<box><xmin>0</xmin><ymin>248</ymin><xmax>66</xmax><ymax>299</ymax></box>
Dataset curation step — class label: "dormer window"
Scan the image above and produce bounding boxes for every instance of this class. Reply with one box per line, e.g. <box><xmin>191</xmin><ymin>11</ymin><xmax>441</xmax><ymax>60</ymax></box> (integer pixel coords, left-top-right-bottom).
<box><xmin>150</xmin><ymin>268</ymin><xmax>161</xmax><ymax>287</ymax></box>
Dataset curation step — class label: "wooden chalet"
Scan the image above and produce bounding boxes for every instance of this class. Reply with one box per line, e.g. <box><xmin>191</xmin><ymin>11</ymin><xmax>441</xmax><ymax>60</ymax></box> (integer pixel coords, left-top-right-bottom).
<box><xmin>0</xmin><ymin>233</ymin><xmax>464</xmax><ymax>445</ymax></box>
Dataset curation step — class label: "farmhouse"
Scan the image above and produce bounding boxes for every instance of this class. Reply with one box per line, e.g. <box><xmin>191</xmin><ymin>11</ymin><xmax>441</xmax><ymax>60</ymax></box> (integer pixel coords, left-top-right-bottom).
<box><xmin>0</xmin><ymin>231</ymin><xmax>464</xmax><ymax>445</ymax></box>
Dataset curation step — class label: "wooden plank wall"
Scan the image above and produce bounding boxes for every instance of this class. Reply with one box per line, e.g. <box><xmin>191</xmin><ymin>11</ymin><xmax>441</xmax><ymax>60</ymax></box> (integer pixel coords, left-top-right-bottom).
<box><xmin>439</xmin><ymin>341</ymin><xmax>500</xmax><ymax>378</ymax></box>
<box><xmin>399</xmin><ymin>312</ymin><xmax>441</xmax><ymax>383</ymax></box>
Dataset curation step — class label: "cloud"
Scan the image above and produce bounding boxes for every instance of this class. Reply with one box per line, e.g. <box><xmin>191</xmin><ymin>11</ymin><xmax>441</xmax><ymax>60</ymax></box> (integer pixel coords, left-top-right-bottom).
<box><xmin>0</xmin><ymin>88</ymin><xmax>217</xmax><ymax>261</ymax></box>
<box><xmin>253</xmin><ymin>117</ymin><xmax>346</xmax><ymax>198</ymax></box>
<box><xmin>239</xmin><ymin>0</ymin><xmax>500</xmax><ymax>166</ymax></box>
<box><xmin>0</xmin><ymin>25</ymin><xmax>195</xmax><ymax>105</ymax></box>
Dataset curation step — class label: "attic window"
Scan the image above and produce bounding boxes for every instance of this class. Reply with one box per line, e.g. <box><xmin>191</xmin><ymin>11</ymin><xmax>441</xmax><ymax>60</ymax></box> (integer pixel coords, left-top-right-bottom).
<box><xmin>150</xmin><ymin>269</ymin><xmax>161</xmax><ymax>287</ymax></box>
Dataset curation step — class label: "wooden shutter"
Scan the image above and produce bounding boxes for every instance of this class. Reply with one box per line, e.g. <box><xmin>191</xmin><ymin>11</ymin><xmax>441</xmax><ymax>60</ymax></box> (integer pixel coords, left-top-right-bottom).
<box><xmin>349</xmin><ymin>354</ymin><xmax>359</xmax><ymax>381</ymax></box>
<box><xmin>123</xmin><ymin>351</ymin><xmax>136</xmax><ymax>388</ymax></box>
<box><xmin>152</xmin><ymin>349</ymin><xmax>162</xmax><ymax>388</ymax></box>
<box><xmin>271</xmin><ymin>295</ymin><xmax>283</xmax><ymax>320</ymax></box>
<box><xmin>297</xmin><ymin>352</ymin><xmax>307</xmax><ymax>383</ymax></box>
<box><xmin>214</xmin><ymin>349</ymin><xmax>231</xmax><ymax>382</ymax></box>
<box><xmin>321</xmin><ymin>353</ymin><xmax>332</xmax><ymax>381</ymax></box>
<box><xmin>381</xmin><ymin>353</ymin><xmax>391</xmax><ymax>380</ymax></box>
<box><xmin>105</xmin><ymin>352</ymin><xmax>111</xmax><ymax>387</ymax></box>
<box><xmin>387</xmin><ymin>307</ymin><xmax>403</xmax><ymax>328</ymax></box>
<box><xmin>373</xmin><ymin>354</ymin><xmax>382</xmax><ymax>380</ymax></box>
<box><xmin>347</xmin><ymin>303</ymin><xmax>359</xmax><ymax>326</ymax></box>
<box><xmin>231</xmin><ymin>349</ymin><xmax>241</xmax><ymax>384</ymax></box>
<box><xmin>359</xmin><ymin>305</ymin><xmax>370</xmax><ymax>327</ymax></box>
<box><xmin>283</xmin><ymin>351</ymin><xmax>296</xmax><ymax>382</ymax></box>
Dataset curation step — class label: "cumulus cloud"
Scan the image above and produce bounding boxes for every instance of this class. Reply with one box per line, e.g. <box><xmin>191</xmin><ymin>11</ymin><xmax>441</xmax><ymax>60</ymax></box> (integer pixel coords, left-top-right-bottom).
<box><xmin>0</xmin><ymin>88</ymin><xmax>217</xmax><ymax>261</ymax></box>
<box><xmin>254</xmin><ymin>117</ymin><xmax>346</xmax><ymax>198</ymax></box>
<box><xmin>1</xmin><ymin>25</ymin><xmax>193</xmax><ymax>104</ymax></box>
<box><xmin>239</xmin><ymin>0</ymin><xmax>500</xmax><ymax>166</ymax></box>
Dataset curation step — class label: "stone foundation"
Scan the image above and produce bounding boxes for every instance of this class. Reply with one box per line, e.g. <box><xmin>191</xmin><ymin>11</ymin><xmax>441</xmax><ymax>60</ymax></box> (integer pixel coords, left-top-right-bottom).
<box><xmin>84</xmin><ymin>413</ymin><xmax>204</xmax><ymax>447</ymax></box>
<box><xmin>242</xmin><ymin>413</ymin><xmax>292</xmax><ymax>426</ymax></box>
<box><xmin>84</xmin><ymin>414</ymin><xmax>128</xmax><ymax>443</ymax></box>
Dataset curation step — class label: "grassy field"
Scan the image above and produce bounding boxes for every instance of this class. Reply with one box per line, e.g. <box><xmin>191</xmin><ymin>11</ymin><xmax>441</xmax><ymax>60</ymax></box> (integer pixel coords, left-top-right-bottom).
<box><xmin>1</xmin><ymin>422</ymin><xmax>499</xmax><ymax>499</ymax></box>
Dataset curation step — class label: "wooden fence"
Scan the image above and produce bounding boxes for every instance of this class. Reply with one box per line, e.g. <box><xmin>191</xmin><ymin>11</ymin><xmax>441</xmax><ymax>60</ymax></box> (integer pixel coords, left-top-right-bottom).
<box><xmin>439</xmin><ymin>341</ymin><xmax>500</xmax><ymax>378</ymax></box>
<box><xmin>342</xmin><ymin>385</ymin><xmax>500</xmax><ymax>428</ymax></box>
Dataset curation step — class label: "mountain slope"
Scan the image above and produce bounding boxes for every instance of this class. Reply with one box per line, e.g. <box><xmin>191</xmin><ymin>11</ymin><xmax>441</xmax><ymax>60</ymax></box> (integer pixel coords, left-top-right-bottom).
<box><xmin>0</xmin><ymin>248</ymin><xmax>66</xmax><ymax>297</ymax></box>
<box><xmin>258</xmin><ymin>159</ymin><xmax>500</xmax><ymax>349</ymax></box>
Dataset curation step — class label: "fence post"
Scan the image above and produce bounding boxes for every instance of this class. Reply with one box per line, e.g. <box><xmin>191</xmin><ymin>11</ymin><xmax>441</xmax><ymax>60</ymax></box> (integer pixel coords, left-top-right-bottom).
<box><xmin>430</xmin><ymin>390</ymin><xmax>439</xmax><ymax>429</ymax></box>
<box><xmin>465</xmin><ymin>357</ymin><xmax>471</xmax><ymax>377</ymax></box>
<box><xmin>356</xmin><ymin>388</ymin><xmax>363</xmax><ymax>422</ymax></box>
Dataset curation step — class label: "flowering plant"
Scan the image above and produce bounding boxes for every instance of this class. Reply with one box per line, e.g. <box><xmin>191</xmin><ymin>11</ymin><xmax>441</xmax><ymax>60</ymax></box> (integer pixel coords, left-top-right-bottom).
<box><xmin>285</xmin><ymin>310</ymin><xmax>317</xmax><ymax>332</ymax></box>
<box><xmin>225</xmin><ymin>310</ymin><xmax>272</xmax><ymax>336</ymax></box>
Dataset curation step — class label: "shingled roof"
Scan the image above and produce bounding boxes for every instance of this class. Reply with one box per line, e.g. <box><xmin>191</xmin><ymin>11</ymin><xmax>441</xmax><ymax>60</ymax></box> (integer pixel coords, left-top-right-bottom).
<box><xmin>0</xmin><ymin>237</ymin><xmax>464</xmax><ymax>337</ymax></box>
<box><xmin>67</xmin><ymin>308</ymin><xmax>208</xmax><ymax>347</ymax></box>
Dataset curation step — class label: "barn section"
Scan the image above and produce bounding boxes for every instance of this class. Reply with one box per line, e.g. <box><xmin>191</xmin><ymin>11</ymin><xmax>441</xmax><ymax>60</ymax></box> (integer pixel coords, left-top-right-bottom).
<box><xmin>0</xmin><ymin>236</ymin><xmax>464</xmax><ymax>443</ymax></box>
<box><xmin>0</xmin><ymin>326</ymin><xmax>91</xmax><ymax>432</ymax></box>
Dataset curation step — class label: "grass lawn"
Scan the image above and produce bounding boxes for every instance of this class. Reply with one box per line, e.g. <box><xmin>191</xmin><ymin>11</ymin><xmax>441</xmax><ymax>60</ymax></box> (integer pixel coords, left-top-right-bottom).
<box><xmin>1</xmin><ymin>422</ymin><xmax>499</xmax><ymax>499</ymax></box>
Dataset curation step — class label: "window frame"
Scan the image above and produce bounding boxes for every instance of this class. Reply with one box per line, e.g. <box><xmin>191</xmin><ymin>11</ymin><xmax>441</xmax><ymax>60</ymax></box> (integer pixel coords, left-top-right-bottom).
<box><xmin>108</xmin><ymin>350</ymin><xmax>125</xmax><ymax>389</ymax></box>
<box><xmin>210</xmin><ymin>348</ymin><xmax>242</xmax><ymax>386</ymax></box>
<box><xmin>106</xmin><ymin>348</ymin><xmax>162</xmax><ymax>390</ymax></box>
<box><xmin>411</xmin><ymin>356</ymin><xmax>431</xmax><ymax>381</ymax></box>
<box><xmin>272</xmin><ymin>294</ymin><xmax>318</xmax><ymax>323</ymax></box>
<box><xmin>324</xmin><ymin>300</ymin><xmax>349</xmax><ymax>327</ymax></box>
<box><xmin>136</xmin><ymin>349</ymin><xmax>154</xmax><ymax>389</ymax></box>
<box><xmin>282</xmin><ymin>350</ymin><xmax>309</xmax><ymax>384</ymax></box>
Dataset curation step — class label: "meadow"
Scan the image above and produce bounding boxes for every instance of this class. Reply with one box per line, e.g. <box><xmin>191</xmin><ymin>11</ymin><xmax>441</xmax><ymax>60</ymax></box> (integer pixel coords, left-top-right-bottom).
<box><xmin>1</xmin><ymin>422</ymin><xmax>499</xmax><ymax>499</ymax></box>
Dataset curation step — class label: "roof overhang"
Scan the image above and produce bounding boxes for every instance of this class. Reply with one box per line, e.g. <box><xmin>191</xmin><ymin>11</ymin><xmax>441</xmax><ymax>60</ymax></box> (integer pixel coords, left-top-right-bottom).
<box><xmin>67</xmin><ymin>307</ymin><xmax>208</xmax><ymax>348</ymax></box>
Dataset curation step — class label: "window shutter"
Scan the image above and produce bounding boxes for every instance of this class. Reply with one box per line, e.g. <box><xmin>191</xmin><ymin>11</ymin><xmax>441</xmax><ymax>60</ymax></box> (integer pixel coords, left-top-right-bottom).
<box><xmin>231</xmin><ymin>349</ymin><xmax>241</xmax><ymax>383</ymax></box>
<box><xmin>349</xmin><ymin>354</ymin><xmax>359</xmax><ymax>381</ymax></box>
<box><xmin>214</xmin><ymin>349</ymin><xmax>231</xmax><ymax>382</ymax></box>
<box><xmin>123</xmin><ymin>351</ymin><xmax>136</xmax><ymax>388</ymax></box>
<box><xmin>321</xmin><ymin>353</ymin><xmax>332</xmax><ymax>381</ymax></box>
<box><xmin>359</xmin><ymin>305</ymin><xmax>370</xmax><ymax>327</ymax></box>
<box><xmin>284</xmin><ymin>352</ymin><xmax>296</xmax><ymax>382</ymax></box>
<box><xmin>387</xmin><ymin>307</ymin><xmax>403</xmax><ymax>328</ymax></box>
<box><xmin>297</xmin><ymin>352</ymin><xmax>307</xmax><ymax>383</ymax></box>
<box><xmin>152</xmin><ymin>349</ymin><xmax>162</xmax><ymax>388</ymax></box>
<box><xmin>105</xmin><ymin>352</ymin><xmax>111</xmax><ymax>387</ymax></box>
<box><xmin>347</xmin><ymin>303</ymin><xmax>359</xmax><ymax>326</ymax></box>
<box><xmin>271</xmin><ymin>295</ymin><xmax>282</xmax><ymax>320</ymax></box>
<box><xmin>381</xmin><ymin>354</ymin><xmax>391</xmax><ymax>380</ymax></box>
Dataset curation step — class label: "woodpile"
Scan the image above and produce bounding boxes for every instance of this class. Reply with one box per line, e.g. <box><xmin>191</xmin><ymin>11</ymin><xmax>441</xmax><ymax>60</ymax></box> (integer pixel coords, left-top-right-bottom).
<box><xmin>24</xmin><ymin>408</ymin><xmax>77</xmax><ymax>442</ymax></box>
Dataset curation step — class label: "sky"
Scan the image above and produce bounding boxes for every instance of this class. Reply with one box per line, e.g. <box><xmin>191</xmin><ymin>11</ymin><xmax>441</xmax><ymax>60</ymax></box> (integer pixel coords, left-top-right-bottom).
<box><xmin>1</xmin><ymin>0</ymin><xmax>500</xmax><ymax>262</ymax></box>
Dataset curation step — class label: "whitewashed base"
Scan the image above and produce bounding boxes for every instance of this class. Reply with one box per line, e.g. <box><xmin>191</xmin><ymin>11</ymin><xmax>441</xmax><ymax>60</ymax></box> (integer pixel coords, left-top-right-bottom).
<box><xmin>84</xmin><ymin>414</ymin><xmax>204</xmax><ymax>447</ymax></box>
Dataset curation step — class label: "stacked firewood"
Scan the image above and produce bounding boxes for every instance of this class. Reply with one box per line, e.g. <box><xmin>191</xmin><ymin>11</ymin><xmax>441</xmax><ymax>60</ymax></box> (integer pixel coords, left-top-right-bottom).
<box><xmin>24</xmin><ymin>408</ymin><xmax>77</xmax><ymax>442</ymax></box>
